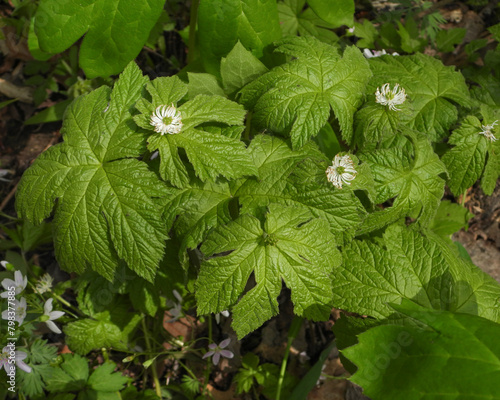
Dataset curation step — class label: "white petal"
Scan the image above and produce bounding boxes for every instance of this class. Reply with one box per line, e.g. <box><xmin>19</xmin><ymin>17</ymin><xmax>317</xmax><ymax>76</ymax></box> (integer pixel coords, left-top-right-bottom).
<box><xmin>49</xmin><ymin>310</ymin><xmax>65</xmax><ymax>320</ymax></box>
<box><xmin>45</xmin><ymin>320</ymin><xmax>62</xmax><ymax>334</ymax></box>
<box><xmin>1</xmin><ymin>278</ymin><xmax>16</xmax><ymax>290</ymax></box>
<box><xmin>44</xmin><ymin>298</ymin><xmax>54</xmax><ymax>315</ymax></box>
<box><xmin>17</xmin><ymin>360</ymin><xmax>32</xmax><ymax>374</ymax></box>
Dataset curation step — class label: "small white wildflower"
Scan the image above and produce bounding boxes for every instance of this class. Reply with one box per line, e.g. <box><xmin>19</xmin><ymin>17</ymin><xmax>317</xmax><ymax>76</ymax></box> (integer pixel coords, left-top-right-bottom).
<box><xmin>1</xmin><ymin>270</ymin><xmax>27</xmax><ymax>298</ymax></box>
<box><xmin>41</xmin><ymin>298</ymin><xmax>65</xmax><ymax>334</ymax></box>
<box><xmin>326</xmin><ymin>155</ymin><xmax>357</xmax><ymax>189</ymax></box>
<box><xmin>363</xmin><ymin>49</ymin><xmax>399</xmax><ymax>58</ymax></box>
<box><xmin>202</xmin><ymin>338</ymin><xmax>234</xmax><ymax>366</ymax></box>
<box><xmin>214</xmin><ymin>310</ymin><xmax>230</xmax><ymax>325</ymax></box>
<box><xmin>364</xmin><ymin>48</ymin><xmax>387</xmax><ymax>58</ymax></box>
<box><xmin>35</xmin><ymin>273</ymin><xmax>53</xmax><ymax>294</ymax></box>
<box><xmin>375</xmin><ymin>83</ymin><xmax>407</xmax><ymax>111</ymax></box>
<box><xmin>347</xmin><ymin>27</ymin><xmax>355</xmax><ymax>34</ymax></box>
<box><xmin>0</xmin><ymin>346</ymin><xmax>31</xmax><ymax>374</ymax></box>
<box><xmin>2</xmin><ymin>297</ymin><xmax>27</xmax><ymax>325</ymax></box>
<box><xmin>479</xmin><ymin>120</ymin><xmax>498</xmax><ymax>142</ymax></box>
<box><xmin>166</xmin><ymin>290</ymin><xmax>183</xmax><ymax>322</ymax></box>
<box><xmin>150</xmin><ymin>104</ymin><xmax>183</xmax><ymax>135</ymax></box>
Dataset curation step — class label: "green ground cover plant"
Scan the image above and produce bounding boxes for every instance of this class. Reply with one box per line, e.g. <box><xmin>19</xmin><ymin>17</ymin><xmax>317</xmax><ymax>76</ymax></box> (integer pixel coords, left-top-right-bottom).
<box><xmin>1</xmin><ymin>0</ymin><xmax>500</xmax><ymax>398</ymax></box>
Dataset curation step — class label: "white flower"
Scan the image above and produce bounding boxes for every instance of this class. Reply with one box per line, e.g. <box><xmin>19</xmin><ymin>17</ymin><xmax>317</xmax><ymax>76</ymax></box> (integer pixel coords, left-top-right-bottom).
<box><xmin>0</xmin><ymin>346</ymin><xmax>31</xmax><ymax>374</ymax></box>
<box><xmin>35</xmin><ymin>273</ymin><xmax>53</xmax><ymax>294</ymax></box>
<box><xmin>1</xmin><ymin>271</ymin><xmax>27</xmax><ymax>298</ymax></box>
<box><xmin>347</xmin><ymin>27</ymin><xmax>355</xmax><ymax>34</ymax></box>
<box><xmin>166</xmin><ymin>290</ymin><xmax>183</xmax><ymax>322</ymax></box>
<box><xmin>375</xmin><ymin>83</ymin><xmax>407</xmax><ymax>111</ymax></box>
<box><xmin>326</xmin><ymin>155</ymin><xmax>357</xmax><ymax>189</ymax></box>
<box><xmin>150</xmin><ymin>104</ymin><xmax>183</xmax><ymax>135</ymax></box>
<box><xmin>42</xmin><ymin>298</ymin><xmax>65</xmax><ymax>334</ymax></box>
<box><xmin>364</xmin><ymin>48</ymin><xmax>387</xmax><ymax>58</ymax></box>
<box><xmin>202</xmin><ymin>338</ymin><xmax>234</xmax><ymax>366</ymax></box>
<box><xmin>2</xmin><ymin>297</ymin><xmax>27</xmax><ymax>325</ymax></box>
<box><xmin>1</xmin><ymin>261</ymin><xmax>9</xmax><ymax>269</ymax></box>
<box><xmin>214</xmin><ymin>310</ymin><xmax>230</xmax><ymax>325</ymax></box>
<box><xmin>479</xmin><ymin>120</ymin><xmax>498</xmax><ymax>142</ymax></box>
<box><xmin>363</xmin><ymin>49</ymin><xmax>399</xmax><ymax>58</ymax></box>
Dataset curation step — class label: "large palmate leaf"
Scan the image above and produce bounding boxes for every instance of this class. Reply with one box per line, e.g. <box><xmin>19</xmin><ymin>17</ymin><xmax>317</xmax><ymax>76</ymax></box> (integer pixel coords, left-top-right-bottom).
<box><xmin>196</xmin><ymin>204</ymin><xmax>341</xmax><ymax>338</ymax></box>
<box><xmin>239</xmin><ymin>36</ymin><xmax>371</xmax><ymax>148</ymax></box>
<box><xmin>197</xmin><ymin>0</ymin><xmax>282</xmax><ymax>76</ymax></box>
<box><xmin>34</xmin><ymin>0</ymin><xmax>164</xmax><ymax>78</ymax></box>
<box><xmin>134</xmin><ymin>76</ymin><xmax>257</xmax><ymax>188</ymax></box>
<box><xmin>16</xmin><ymin>63</ymin><xmax>168</xmax><ymax>282</ymax></box>
<box><xmin>163</xmin><ymin>177</ymin><xmax>233</xmax><ymax>267</ymax></box>
<box><xmin>332</xmin><ymin>224</ymin><xmax>500</xmax><ymax>323</ymax></box>
<box><xmin>220</xmin><ymin>41</ymin><xmax>269</xmax><ymax>96</ymax></box>
<box><xmin>64</xmin><ymin>302</ymin><xmax>141</xmax><ymax>354</ymax></box>
<box><xmin>231</xmin><ymin>135</ymin><xmax>365</xmax><ymax>242</ymax></box>
<box><xmin>442</xmin><ymin>115</ymin><xmax>500</xmax><ymax>196</ymax></box>
<box><xmin>358</xmin><ymin>132</ymin><xmax>446</xmax><ymax>234</ymax></box>
<box><xmin>343</xmin><ymin>302</ymin><xmax>500</xmax><ymax>400</ymax></box>
<box><xmin>278</xmin><ymin>0</ymin><xmax>339</xmax><ymax>44</ymax></box>
<box><xmin>368</xmin><ymin>53</ymin><xmax>472</xmax><ymax>141</ymax></box>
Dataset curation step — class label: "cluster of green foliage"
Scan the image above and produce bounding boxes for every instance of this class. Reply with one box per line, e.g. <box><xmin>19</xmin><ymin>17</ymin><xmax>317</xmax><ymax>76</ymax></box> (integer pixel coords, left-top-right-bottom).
<box><xmin>2</xmin><ymin>0</ymin><xmax>500</xmax><ymax>398</ymax></box>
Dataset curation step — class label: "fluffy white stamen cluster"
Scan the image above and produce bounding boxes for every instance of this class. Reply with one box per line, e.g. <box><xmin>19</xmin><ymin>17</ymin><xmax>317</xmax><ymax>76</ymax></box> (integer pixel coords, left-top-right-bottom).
<box><xmin>479</xmin><ymin>120</ymin><xmax>498</xmax><ymax>142</ymax></box>
<box><xmin>375</xmin><ymin>83</ymin><xmax>407</xmax><ymax>111</ymax></box>
<box><xmin>150</xmin><ymin>104</ymin><xmax>183</xmax><ymax>135</ymax></box>
<box><xmin>326</xmin><ymin>155</ymin><xmax>357</xmax><ymax>189</ymax></box>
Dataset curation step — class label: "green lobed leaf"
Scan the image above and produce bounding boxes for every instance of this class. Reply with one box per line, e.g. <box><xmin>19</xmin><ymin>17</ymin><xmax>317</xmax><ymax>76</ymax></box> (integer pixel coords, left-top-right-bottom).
<box><xmin>307</xmin><ymin>0</ymin><xmax>354</xmax><ymax>28</ymax></box>
<box><xmin>34</xmin><ymin>0</ymin><xmax>164</xmax><ymax>78</ymax></box>
<box><xmin>278</xmin><ymin>0</ymin><xmax>339</xmax><ymax>45</ymax></box>
<box><xmin>343</xmin><ymin>302</ymin><xmax>500</xmax><ymax>400</ymax></box>
<box><xmin>332</xmin><ymin>224</ymin><xmax>500</xmax><ymax>323</ymax></box>
<box><xmin>164</xmin><ymin>178</ymin><xmax>233</xmax><ymax>267</ymax></box>
<box><xmin>232</xmin><ymin>135</ymin><xmax>365</xmax><ymax>243</ymax></box>
<box><xmin>353</xmin><ymin>102</ymin><xmax>401</xmax><ymax>147</ymax></box>
<box><xmin>18</xmin><ymin>363</ymin><xmax>52</xmax><ymax>397</ymax></box>
<box><xmin>435</xmin><ymin>28</ymin><xmax>466</xmax><ymax>52</ymax></box>
<box><xmin>196</xmin><ymin>204</ymin><xmax>341</xmax><ymax>338</ymax></box>
<box><xmin>46</xmin><ymin>354</ymin><xmax>89</xmax><ymax>392</ymax></box>
<box><xmin>430</xmin><ymin>200</ymin><xmax>473</xmax><ymax>238</ymax></box>
<box><xmin>134</xmin><ymin>78</ymin><xmax>257</xmax><ymax>187</ymax></box>
<box><xmin>16</xmin><ymin>62</ymin><xmax>168</xmax><ymax>282</ymax></box>
<box><xmin>64</xmin><ymin>307</ymin><xmax>141</xmax><ymax>354</ymax></box>
<box><xmin>221</xmin><ymin>41</ymin><xmax>269</xmax><ymax>96</ymax></box>
<box><xmin>358</xmin><ymin>132</ymin><xmax>446</xmax><ymax>233</ymax></box>
<box><xmin>352</xmin><ymin>19</ymin><xmax>378</xmax><ymax>48</ymax></box>
<box><xmin>442</xmin><ymin>116</ymin><xmax>490</xmax><ymax>196</ymax></box>
<box><xmin>240</xmin><ymin>37</ymin><xmax>371</xmax><ymax>148</ymax></box>
<box><xmin>29</xmin><ymin>339</ymin><xmax>58</xmax><ymax>364</ymax></box>
<box><xmin>197</xmin><ymin>0</ymin><xmax>282</xmax><ymax>76</ymax></box>
<box><xmin>187</xmin><ymin>73</ymin><xmax>225</xmax><ymax>99</ymax></box>
<box><xmin>127</xmin><ymin>279</ymin><xmax>161</xmax><ymax>317</ymax></box>
<box><xmin>88</xmin><ymin>362</ymin><xmax>128</xmax><ymax>392</ymax></box>
<box><xmin>368</xmin><ymin>53</ymin><xmax>472</xmax><ymax>141</ymax></box>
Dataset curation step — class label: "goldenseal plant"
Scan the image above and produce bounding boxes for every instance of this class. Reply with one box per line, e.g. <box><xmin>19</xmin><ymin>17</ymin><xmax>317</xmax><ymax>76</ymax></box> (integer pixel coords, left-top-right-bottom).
<box><xmin>13</xmin><ymin>29</ymin><xmax>500</xmax><ymax>399</ymax></box>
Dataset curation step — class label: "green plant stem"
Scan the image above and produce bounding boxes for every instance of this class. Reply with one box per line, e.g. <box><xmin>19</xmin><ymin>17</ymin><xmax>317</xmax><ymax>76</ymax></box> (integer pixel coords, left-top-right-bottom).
<box><xmin>102</xmin><ymin>347</ymin><xmax>110</xmax><ymax>362</ymax></box>
<box><xmin>276</xmin><ymin>316</ymin><xmax>303</xmax><ymax>400</ymax></box>
<box><xmin>187</xmin><ymin>0</ymin><xmax>199</xmax><ymax>64</ymax></box>
<box><xmin>51</xmin><ymin>292</ymin><xmax>82</xmax><ymax>318</ymax></box>
<box><xmin>461</xmin><ymin>189</ymin><xmax>467</xmax><ymax>206</ymax></box>
<box><xmin>203</xmin><ymin>315</ymin><xmax>213</xmax><ymax>396</ymax></box>
<box><xmin>142</xmin><ymin>316</ymin><xmax>162</xmax><ymax>398</ymax></box>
